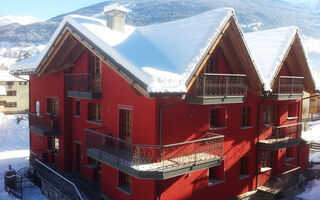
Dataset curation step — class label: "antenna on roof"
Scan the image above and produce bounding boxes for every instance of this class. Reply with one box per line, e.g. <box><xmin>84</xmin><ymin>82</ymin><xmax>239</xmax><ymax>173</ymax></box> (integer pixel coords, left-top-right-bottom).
<box><xmin>103</xmin><ymin>3</ymin><xmax>129</xmax><ymax>33</ymax></box>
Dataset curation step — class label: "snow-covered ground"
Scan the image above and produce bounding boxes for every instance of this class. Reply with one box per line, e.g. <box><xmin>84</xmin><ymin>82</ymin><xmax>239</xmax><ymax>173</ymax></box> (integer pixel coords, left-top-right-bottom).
<box><xmin>0</xmin><ymin>113</ymin><xmax>46</xmax><ymax>199</ymax></box>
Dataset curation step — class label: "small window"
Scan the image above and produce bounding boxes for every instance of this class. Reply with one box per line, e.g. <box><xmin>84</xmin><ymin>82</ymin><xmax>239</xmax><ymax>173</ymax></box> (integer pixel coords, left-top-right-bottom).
<box><xmin>210</xmin><ymin>108</ymin><xmax>226</xmax><ymax>129</ymax></box>
<box><xmin>6</xmin><ymin>90</ymin><xmax>16</xmax><ymax>96</ymax></box>
<box><xmin>88</xmin><ymin>103</ymin><xmax>101</xmax><ymax>122</ymax></box>
<box><xmin>239</xmin><ymin>156</ymin><xmax>249</xmax><ymax>179</ymax></box>
<box><xmin>288</xmin><ymin>102</ymin><xmax>298</xmax><ymax>118</ymax></box>
<box><xmin>6</xmin><ymin>82</ymin><xmax>14</xmax><ymax>89</ymax></box>
<box><xmin>261</xmin><ymin>151</ymin><xmax>272</xmax><ymax>169</ymax></box>
<box><xmin>263</xmin><ymin>105</ymin><xmax>276</xmax><ymax>125</ymax></box>
<box><xmin>5</xmin><ymin>102</ymin><xmax>17</xmax><ymax>108</ymax></box>
<box><xmin>35</xmin><ymin>100</ymin><xmax>40</xmax><ymax>116</ymax></box>
<box><xmin>47</xmin><ymin>137</ymin><xmax>59</xmax><ymax>152</ymax></box>
<box><xmin>118</xmin><ymin>171</ymin><xmax>131</xmax><ymax>194</ymax></box>
<box><xmin>241</xmin><ymin>107</ymin><xmax>251</xmax><ymax>127</ymax></box>
<box><xmin>75</xmin><ymin>101</ymin><xmax>80</xmax><ymax>116</ymax></box>
<box><xmin>47</xmin><ymin>98</ymin><xmax>59</xmax><ymax>114</ymax></box>
<box><xmin>19</xmin><ymin>82</ymin><xmax>27</xmax><ymax>85</ymax></box>
<box><xmin>208</xmin><ymin>160</ymin><xmax>225</xmax><ymax>185</ymax></box>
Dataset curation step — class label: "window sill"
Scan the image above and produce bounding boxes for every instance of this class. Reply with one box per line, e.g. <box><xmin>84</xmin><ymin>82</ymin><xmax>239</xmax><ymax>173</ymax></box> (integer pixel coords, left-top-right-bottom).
<box><xmin>260</xmin><ymin>167</ymin><xmax>272</xmax><ymax>173</ymax></box>
<box><xmin>287</xmin><ymin>117</ymin><xmax>298</xmax><ymax>120</ymax></box>
<box><xmin>241</xmin><ymin>126</ymin><xmax>252</xmax><ymax>130</ymax></box>
<box><xmin>208</xmin><ymin>179</ymin><xmax>225</xmax><ymax>186</ymax></box>
<box><xmin>239</xmin><ymin>174</ymin><xmax>250</xmax><ymax>180</ymax></box>
<box><xmin>285</xmin><ymin>157</ymin><xmax>295</xmax><ymax>162</ymax></box>
<box><xmin>87</xmin><ymin>120</ymin><xmax>102</xmax><ymax>125</ymax></box>
<box><xmin>210</xmin><ymin>126</ymin><xmax>227</xmax><ymax>131</ymax></box>
<box><xmin>263</xmin><ymin>123</ymin><xmax>274</xmax><ymax>127</ymax></box>
<box><xmin>117</xmin><ymin>186</ymin><xmax>130</xmax><ymax>195</ymax></box>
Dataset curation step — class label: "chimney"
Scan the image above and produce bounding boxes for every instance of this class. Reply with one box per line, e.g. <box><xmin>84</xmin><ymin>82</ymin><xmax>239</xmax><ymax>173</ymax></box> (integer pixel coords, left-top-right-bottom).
<box><xmin>104</xmin><ymin>3</ymin><xmax>129</xmax><ymax>33</ymax></box>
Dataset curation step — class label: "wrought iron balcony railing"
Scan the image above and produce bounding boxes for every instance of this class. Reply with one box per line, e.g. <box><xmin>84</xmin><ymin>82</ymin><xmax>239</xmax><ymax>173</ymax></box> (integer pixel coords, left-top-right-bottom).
<box><xmin>85</xmin><ymin>127</ymin><xmax>224</xmax><ymax>179</ymax></box>
<box><xmin>259</xmin><ymin>123</ymin><xmax>302</xmax><ymax>150</ymax></box>
<box><xmin>186</xmin><ymin>73</ymin><xmax>247</xmax><ymax>104</ymax></box>
<box><xmin>270</xmin><ymin>76</ymin><xmax>304</xmax><ymax>100</ymax></box>
<box><xmin>29</xmin><ymin>113</ymin><xmax>61</xmax><ymax>137</ymax></box>
<box><xmin>65</xmin><ymin>73</ymin><xmax>101</xmax><ymax>99</ymax></box>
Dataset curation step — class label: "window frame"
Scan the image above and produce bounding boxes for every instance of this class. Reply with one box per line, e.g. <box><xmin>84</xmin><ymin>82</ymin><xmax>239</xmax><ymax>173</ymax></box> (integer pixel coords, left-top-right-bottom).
<box><xmin>47</xmin><ymin>98</ymin><xmax>59</xmax><ymax>115</ymax></box>
<box><xmin>4</xmin><ymin>102</ymin><xmax>17</xmax><ymax>108</ymax></box>
<box><xmin>75</xmin><ymin>100</ymin><xmax>80</xmax><ymax>117</ymax></box>
<box><xmin>88</xmin><ymin>103</ymin><xmax>101</xmax><ymax>123</ymax></box>
<box><xmin>118</xmin><ymin>171</ymin><xmax>131</xmax><ymax>194</ymax></box>
<box><xmin>261</xmin><ymin>151</ymin><xmax>273</xmax><ymax>172</ymax></box>
<box><xmin>239</xmin><ymin>156</ymin><xmax>250</xmax><ymax>180</ymax></box>
<box><xmin>263</xmin><ymin>105</ymin><xmax>277</xmax><ymax>125</ymax></box>
<box><xmin>6</xmin><ymin>90</ymin><xmax>16</xmax><ymax>96</ymax></box>
<box><xmin>241</xmin><ymin>107</ymin><xmax>251</xmax><ymax>128</ymax></box>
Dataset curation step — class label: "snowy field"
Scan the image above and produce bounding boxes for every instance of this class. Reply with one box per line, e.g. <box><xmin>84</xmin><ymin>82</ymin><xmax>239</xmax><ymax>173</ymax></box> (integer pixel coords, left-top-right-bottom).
<box><xmin>0</xmin><ymin>113</ymin><xmax>45</xmax><ymax>199</ymax></box>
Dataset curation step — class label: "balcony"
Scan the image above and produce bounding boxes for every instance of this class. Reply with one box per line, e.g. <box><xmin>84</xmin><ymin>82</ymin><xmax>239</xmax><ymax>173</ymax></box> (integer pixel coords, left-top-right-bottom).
<box><xmin>65</xmin><ymin>73</ymin><xmax>101</xmax><ymax>99</ymax></box>
<box><xmin>85</xmin><ymin>128</ymin><xmax>224</xmax><ymax>180</ymax></box>
<box><xmin>186</xmin><ymin>73</ymin><xmax>247</xmax><ymax>105</ymax></box>
<box><xmin>258</xmin><ymin>164</ymin><xmax>300</xmax><ymax>194</ymax></box>
<box><xmin>268</xmin><ymin>76</ymin><xmax>304</xmax><ymax>100</ymax></box>
<box><xmin>29</xmin><ymin>113</ymin><xmax>61</xmax><ymax>137</ymax></box>
<box><xmin>259</xmin><ymin>123</ymin><xmax>302</xmax><ymax>150</ymax></box>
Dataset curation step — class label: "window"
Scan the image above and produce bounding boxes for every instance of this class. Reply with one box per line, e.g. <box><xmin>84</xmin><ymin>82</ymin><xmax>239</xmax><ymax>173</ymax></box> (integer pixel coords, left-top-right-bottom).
<box><xmin>119</xmin><ymin>109</ymin><xmax>132</xmax><ymax>140</ymax></box>
<box><xmin>288</xmin><ymin>102</ymin><xmax>298</xmax><ymax>118</ymax></box>
<box><xmin>54</xmin><ymin>138</ymin><xmax>59</xmax><ymax>151</ymax></box>
<box><xmin>241</xmin><ymin>107</ymin><xmax>251</xmax><ymax>127</ymax></box>
<box><xmin>5</xmin><ymin>102</ymin><xmax>17</xmax><ymax>108</ymax></box>
<box><xmin>89</xmin><ymin>53</ymin><xmax>101</xmax><ymax>92</ymax></box>
<box><xmin>210</xmin><ymin>108</ymin><xmax>226</xmax><ymax>129</ymax></box>
<box><xmin>239</xmin><ymin>156</ymin><xmax>249</xmax><ymax>179</ymax></box>
<box><xmin>75</xmin><ymin>101</ymin><xmax>80</xmax><ymax>116</ymax></box>
<box><xmin>47</xmin><ymin>98</ymin><xmax>59</xmax><ymax>114</ymax></box>
<box><xmin>35</xmin><ymin>100</ymin><xmax>40</xmax><ymax>116</ymax></box>
<box><xmin>261</xmin><ymin>151</ymin><xmax>272</xmax><ymax>169</ymax></box>
<box><xmin>205</xmin><ymin>56</ymin><xmax>215</xmax><ymax>73</ymax></box>
<box><xmin>208</xmin><ymin>160</ymin><xmax>225</xmax><ymax>185</ymax></box>
<box><xmin>118</xmin><ymin>171</ymin><xmax>131</xmax><ymax>193</ymax></box>
<box><xmin>6</xmin><ymin>82</ymin><xmax>13</xmax><ymax>89</ymax></box>
<box><xmin>47</xmin><ymin>137</ymin><xmax>59</xmax><ymax>151</ymax></box>
<box><xmin>263</xmin><ymin>105</ymin><xmax>276</xmax><ymax>124</ymax></box>
<box><xmin>19</xmin><ymin>82</ymin><xmax>27</xmax><ymax>85</ymax></box>
<box><xmin>88</xmin><ymin>103</ymin><xmax>101</xmax><ymax>122</ymax></box>
<box><xmin>6</xmin><ymin>90</ymin><xmax>16</xmax><ymax>96</ymax></box>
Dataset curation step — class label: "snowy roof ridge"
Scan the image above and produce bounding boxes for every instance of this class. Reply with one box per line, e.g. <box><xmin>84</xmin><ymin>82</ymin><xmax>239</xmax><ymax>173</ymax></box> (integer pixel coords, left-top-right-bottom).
<box><xmin>244</xmin><ymin>26</ymin><xmax>299</xmax><ymax>91</ymax></box>
<box><xmin>10</xmin><ymin>8</ymin><xmax>238</xmax><ymax>94</ymax></box>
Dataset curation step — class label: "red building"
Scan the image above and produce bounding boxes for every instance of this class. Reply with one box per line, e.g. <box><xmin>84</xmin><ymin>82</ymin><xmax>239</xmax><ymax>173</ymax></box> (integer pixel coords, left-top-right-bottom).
<box><xmin>11</xmin><ymin>4</ymin><xmax>315</xmax><ymax>200</ymax></box>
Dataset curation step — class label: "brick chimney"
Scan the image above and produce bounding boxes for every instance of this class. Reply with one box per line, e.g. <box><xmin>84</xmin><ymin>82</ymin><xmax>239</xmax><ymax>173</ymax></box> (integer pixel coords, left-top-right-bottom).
<box><xmin>104</xmin><ymin>4</ymin><xmax>129</xmax><ymax>33</ymax></box>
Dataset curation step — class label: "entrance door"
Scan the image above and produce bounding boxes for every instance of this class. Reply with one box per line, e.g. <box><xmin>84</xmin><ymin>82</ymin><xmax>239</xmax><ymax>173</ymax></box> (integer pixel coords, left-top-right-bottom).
<box><xmin>119</xmin><ymin>108</ymin><xmax>132</xmax><ymax>153</ymax></box>
<box><xmin>75</xmin><ymin>143</ymin><xmax>81</xmax><ymax>172</ymax></box>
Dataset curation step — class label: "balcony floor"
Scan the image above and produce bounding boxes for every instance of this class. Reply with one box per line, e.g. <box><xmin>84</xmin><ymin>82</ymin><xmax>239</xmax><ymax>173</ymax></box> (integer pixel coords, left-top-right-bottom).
<box><xmin>67</xmin><ymin>91</ymin><xmax>101</xmax><ymax>99</ymax></box>
<box><xmin>87</xmin><ymin>148</ymin><xmax>221</xmax><ymax>180</ymax></box>
<box><xmin>30</xmin><ymin>126</ymin><xmax>61</xmax><ymax>137</ymax></box>
<box><xmin>266</xmin><ymin>93</ymin><xmax>303</xmax><ymax>101</ymax></box>
<box><xmin>259</xmin><ymin>137</ymin><xmax>300</xmax><ymax>150</ymax></box>
<box><xmin>185</xmin><ymin>95</ymin><xmax>245</xmax><ymax>105</ymax></box>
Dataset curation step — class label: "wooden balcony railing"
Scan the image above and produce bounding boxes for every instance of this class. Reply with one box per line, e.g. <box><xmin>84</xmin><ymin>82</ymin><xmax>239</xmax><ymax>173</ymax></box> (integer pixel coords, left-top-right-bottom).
<box><xmin>186</xmin><ymin>73</ymin><xmax>247</xmax><ymax>104</ymax></box>
<box><xmin>259</xmin><ymin>123</ymin><xmax>302</xmax><ymax>150</ymax></box>
<box><xmin>65</xmin><ymin>73</ymin><xmax>101</xmax><ymax>99</ymax></box>
<box><xmin>29</xmin><ymin>113</ymin><xmax>61</xmax><ymax>136</ymax></box>
<box><xmin>85</xmin><ymin>127</ymin><xmax>224</xmax><ymax>179</ymax></box>
<box><xmin>270</xmin><ymin>76</ymin><xmax>304</xmax><ymax>100</ymax></box>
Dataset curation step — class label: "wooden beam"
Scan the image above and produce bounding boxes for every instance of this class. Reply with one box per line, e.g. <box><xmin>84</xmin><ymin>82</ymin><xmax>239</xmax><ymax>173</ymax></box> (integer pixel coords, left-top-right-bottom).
<box><xmin>186</xmin><ymin>21</ymin><xmax>230</xmax><ymax>90</ymax></box>
<box><xmin>38</xmin><ymin>28</ymin><xmax>71</xmax><ymax>75</ymax></box>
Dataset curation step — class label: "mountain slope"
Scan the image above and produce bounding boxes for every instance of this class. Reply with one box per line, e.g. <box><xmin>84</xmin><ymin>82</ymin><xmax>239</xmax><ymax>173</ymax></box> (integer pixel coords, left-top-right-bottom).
<box><xmin>2</xmin><ymin>0</ymin><xmax>320</xmax><ymax>44</ymax></box>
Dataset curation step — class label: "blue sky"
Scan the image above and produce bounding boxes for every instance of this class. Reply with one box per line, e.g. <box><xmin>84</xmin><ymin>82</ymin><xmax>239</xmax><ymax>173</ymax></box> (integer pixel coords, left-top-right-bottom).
<box><xmin>0</xmin><ymin>0</ymin><xmax>107</xmax><ymax>20</ymax></box>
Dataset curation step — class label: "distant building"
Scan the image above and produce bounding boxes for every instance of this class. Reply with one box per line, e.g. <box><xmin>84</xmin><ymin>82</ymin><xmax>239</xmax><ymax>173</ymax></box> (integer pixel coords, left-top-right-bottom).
<box><xmin>0</xmin><ymin>70</ymin><xmax>29</xmax><ymax>114</ymax></box>
<box><xmin>11</xmin><ymin>4</ymin><xmax>316</xmax><ymax>200</ymax></box>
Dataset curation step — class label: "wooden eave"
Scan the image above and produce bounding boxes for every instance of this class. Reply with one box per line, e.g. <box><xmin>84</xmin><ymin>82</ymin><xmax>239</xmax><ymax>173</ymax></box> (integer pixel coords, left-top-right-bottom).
<box><xmin>186</xmin><ymin>16</ymin><xmax>263</xmax><ymax>96</ymax></box>
<box><xmin>34</xmin><ymin>23</ymin><xmax>150</xmax><ymax>98</ymax></box>
<box><xmin>270</xmin><ymin>33</ymin><xmax>316</xmax><ymax>93</ymax></box>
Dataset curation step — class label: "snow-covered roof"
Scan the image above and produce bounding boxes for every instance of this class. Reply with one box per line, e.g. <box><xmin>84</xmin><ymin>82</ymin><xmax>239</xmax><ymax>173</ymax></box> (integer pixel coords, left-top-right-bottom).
<box><xmin>0</xmin><ymin>85</ymin><xmax>6</xmax><ymax>96</ymax></box>
<box><xmin>244</xmin><ymin>27</ymin><xmax>299</xmax><ymax>91</ymax></box>
<box><xmin>104</xmin><ymin>3</ymin><xmax>129</xmax><ymax>13</ymax></box>
<box><xmin>0</xmin><ymin>70</ymin><xmax>26</xmax><ymax>82</ymax></box>
<box><xmin>11</xmin><ymin>8</ymin><xmax>234</xmax><ymax>94</ymax></box>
